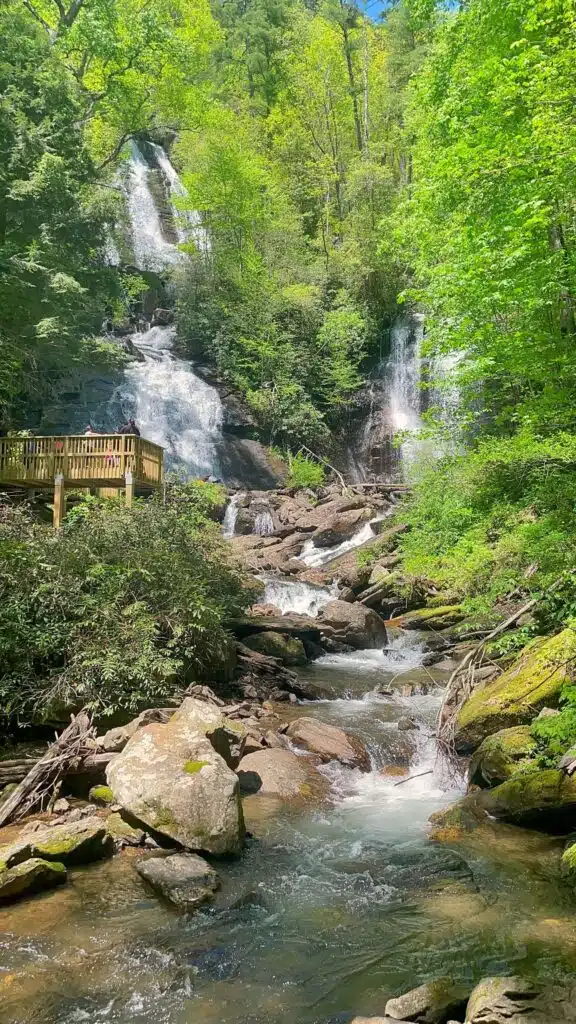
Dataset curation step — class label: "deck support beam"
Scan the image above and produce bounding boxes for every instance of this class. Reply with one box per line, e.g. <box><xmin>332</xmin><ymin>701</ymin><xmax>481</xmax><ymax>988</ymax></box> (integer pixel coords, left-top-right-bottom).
<box><xmin>53</xmin><ymin>473</ymin><xmax>66</xmax><ymax>529</ymax></box>
<box><xmin>124</xmin><ymin>470</ymin><xmax>134</xmax><ymax>508</ymax></box>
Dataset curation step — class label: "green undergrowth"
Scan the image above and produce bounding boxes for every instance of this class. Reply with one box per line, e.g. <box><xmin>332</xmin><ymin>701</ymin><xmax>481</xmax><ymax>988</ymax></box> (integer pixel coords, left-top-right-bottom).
<box><xmin>0</xmin><ymin>482</ymin><xmax>252</xmax><ymax>725</ymax></box>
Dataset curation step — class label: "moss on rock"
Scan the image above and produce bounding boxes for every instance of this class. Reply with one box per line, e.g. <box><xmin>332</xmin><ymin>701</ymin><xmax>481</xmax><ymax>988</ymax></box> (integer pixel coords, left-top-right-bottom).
<box><xmin>242</xmin><ymin>630</ymin><xmax>307</xmax><ymax>666</ymax></box>
<box><xmin>480</xmin><ymin>769</ymin><xmax>576</xmax><ymax>828</ymax></box>
<box><xmin>400</xmin><ymin>605</ymin><xmax>464</xmax><ymax>631</ymax></box>
<box><xmin>184</xmin><ymin>760</ymin><xmax>209</xmax><ymax>774</ymax></box>
<box><xmin>455</xmin><ymin>629</ymin><xmax>576</xmax><ymax>754</ymax></box>
<box><xmin>89</xmin><ymin>785</ymin><xmax>115</xmax><ymax>806</ymax></box>
<box><xmin>0</xmin><ymin>857</ymin><xmax>67</xmax><ymax>903</ymax></box>
<box><xmin>468</xmin><ymin>726</ymin><xmax>538</xmax><ymax>788</ymax></box>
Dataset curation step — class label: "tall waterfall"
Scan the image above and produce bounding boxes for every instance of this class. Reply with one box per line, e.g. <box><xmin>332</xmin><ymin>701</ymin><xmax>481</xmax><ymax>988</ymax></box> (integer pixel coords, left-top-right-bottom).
<box><xmin>107</xmin><ymin>142</ymin><xmax>224</xmax><ymax>479</ymax></box>
<box><xmin>109</xmin><ymin>326</ymin><xmax>223</xmax><ymax>478</ymax></box>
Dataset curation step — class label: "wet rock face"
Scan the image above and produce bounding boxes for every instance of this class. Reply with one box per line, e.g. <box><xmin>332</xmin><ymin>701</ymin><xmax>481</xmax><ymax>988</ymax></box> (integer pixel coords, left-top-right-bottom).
<box><xmin>135</xmin><ymin>852</ymin><xmax>219</xmax><ymax>911</ymax></box>
<box><xmin>106</xmin><ymin>720</ymin><xmax>245</xmax><ymax>856</ymax></box>
<box><xmin>285</xmin><ymin>717</ymin><xmax>370</xmax><ymax>771</ymax></box>
<box><xmin>455</xmin><ymin>629</ymin><xmax>576</xmax><ymax>754</ymax></box>
<box><xmin>385</xmin><ymin>976</ymin><xmax>469</xmax><ymax>1024</ymax></box>
<box><xmin>319</xmin><ymin>600</ymin><xmax>388</xmax><ymax>650</ymax></box>
<box><xmin>312</xmin><ymin>507</ymin><xmax>374</xmax><ymax>547</ymax></box>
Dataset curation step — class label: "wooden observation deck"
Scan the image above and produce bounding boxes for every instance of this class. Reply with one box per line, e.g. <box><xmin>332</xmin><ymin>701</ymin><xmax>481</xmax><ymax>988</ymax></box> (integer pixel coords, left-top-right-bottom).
<box><xmin>0</xmin><ymin>434</ymin><xmax>164</xmax><ymax>527</ymax></box>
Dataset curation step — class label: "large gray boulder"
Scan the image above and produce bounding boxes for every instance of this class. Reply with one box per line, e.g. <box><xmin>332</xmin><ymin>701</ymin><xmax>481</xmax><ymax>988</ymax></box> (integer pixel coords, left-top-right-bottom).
<box><xmin>242</xmin><ymin>631</ymin><xmax>307</xmax><ymax>666</ymax></box>
<box><xmin>106</xmin><ymin>718</ymin><xmax>245</xmax><ymax>856</ymax></box>
<box><xmin>237</xmin><ymin>748</ymin><xmax>329</xmax><ymax>800</ymax></box>
<box><xmin>97</xmin><ymin>707</ymin><xmax>174</xmax><ymax>753</ymax></box>
<box><xmin>135</xmin><ymin>852</ymin><xmax>219</xmax><ymax>911</ymax></box>
<box><xmin>385</xmin><ymin>977</ymin><xmax>468</xmax><ymax>1024</ymax></box>
<box><xmin>319</xmin><ymin>600</ymin><xmax>388</xmax><ymax>649</ymax></box>
<box><xmin>286</xmin><ymin>717</ymin><xmax>370</xmax><ymax>771</ymax></box>
<box><xmin>170</xmin><ymin>697</ymin><xmax>246</xmax><ymax>769</ymax></box>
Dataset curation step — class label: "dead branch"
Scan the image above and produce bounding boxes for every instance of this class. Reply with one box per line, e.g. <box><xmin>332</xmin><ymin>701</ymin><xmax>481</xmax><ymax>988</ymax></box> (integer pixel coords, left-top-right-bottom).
<box><xmin>0</xmin><ymin>711</ymin><xmax>95</xmax><ymax>827</ymax></box>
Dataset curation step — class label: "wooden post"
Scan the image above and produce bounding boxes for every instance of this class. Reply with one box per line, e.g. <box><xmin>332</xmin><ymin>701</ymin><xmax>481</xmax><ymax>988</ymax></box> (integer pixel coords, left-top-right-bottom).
<box><xmin>125</xmin><ymin>470</ymin><xmax>134</xmax><ymax>508</ymax></box>
<box><xmin>53</xmin><ymin>473</ymin><xmax>65</xmax><ymax>529</ymax></box>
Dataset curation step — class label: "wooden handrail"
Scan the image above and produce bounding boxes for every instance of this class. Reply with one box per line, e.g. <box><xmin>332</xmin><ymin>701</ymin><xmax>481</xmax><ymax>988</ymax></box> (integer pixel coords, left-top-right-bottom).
<box><xmin>0</xmin><ymin>434</ymin><xmax>164</xmax><ymax>488</ymax></box>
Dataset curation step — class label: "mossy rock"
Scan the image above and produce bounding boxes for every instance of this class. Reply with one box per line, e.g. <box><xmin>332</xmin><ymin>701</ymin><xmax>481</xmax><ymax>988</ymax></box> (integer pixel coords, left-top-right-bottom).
<box><xmin>428</xmin><ymin>796</ymin><xmax>486</xmax><ymax>842</ymax></box>
<box><xmin>89</xmin><ymin>785</ymin><xmax>115</xmax><ymax>806</ymax></box>
<box><xmin>455</xmin><ymin>629</ymin><xmax>576</xmax><ymax>754</ymax></box>
<box><xmin>106</xmin><ymin>811</ymin><xmax>145</xmax><ymax>847</ymax></box>
<box><xmin>0</xmin><ymin>858</ymin><xmax>67</xmax><ymax>903</ymax></box>
<box><xmin>0</xmin><ymin>817</ymin><xmax>113</xmax><ymax>869</ymax></box>
<box><xmin>561</xmin><ymin>841</ymin><xmax>576</xmax><ymax>884</ymax></box>
<box><xmin>468</xmin><ymin>726</ymin><xmax>539</xmax><ymax>788</ymax></box>
<box><xmin>480</xmin><ymin>769</ymin><xmax>576</xmax><ymax>828</ymax></box>
<box><xmin>400</xmin><ymin>605</ymin><xmax>464</xmax><ymax>631</ymax></box>
<box><xmin>242</xmin><ymin>630</ymin><xmax>307</xmax><ymax>666</ymax></box>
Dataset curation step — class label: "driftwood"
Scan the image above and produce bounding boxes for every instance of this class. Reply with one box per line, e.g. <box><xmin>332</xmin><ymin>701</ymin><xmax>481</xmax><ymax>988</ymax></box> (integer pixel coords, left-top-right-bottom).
<box><xmin>0</xmin><ymin>711</ymin><xmax>95</xmax><ymax>827</ymax></box>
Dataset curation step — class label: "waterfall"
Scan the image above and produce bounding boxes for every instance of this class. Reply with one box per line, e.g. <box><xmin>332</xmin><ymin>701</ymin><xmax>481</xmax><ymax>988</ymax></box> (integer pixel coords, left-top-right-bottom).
<box><xmin>150</xmin><ymin>142</ymin><xmax>209</xmax><ymax>253</ymax></box>
<box><xmin>126</xmin><ymin>141</ymin><xmax>183</xmax><ymax>272</ymax></box>
<box><xmin>108</xmin><ymin>326</ymin><xmax>223</xmax><ymax>478</ymax></box>
<box><xmin>260</xmin><ymin>575</ymin><xmax>339</xmax><ymax>617</ymax></box>
<box><xmin>300</xmin><ymin>515</ymin><xmax>390</xmax><ymax>568</ymax></box>
<box><xmin>254</xmin><ymin>509</ymin><xmax>274</xmax><ymax>536</ymax></box>
<box><xmin>222</xmin><ymin>492</ymin><xmax>245</xmax><ymax>538</ymax></box>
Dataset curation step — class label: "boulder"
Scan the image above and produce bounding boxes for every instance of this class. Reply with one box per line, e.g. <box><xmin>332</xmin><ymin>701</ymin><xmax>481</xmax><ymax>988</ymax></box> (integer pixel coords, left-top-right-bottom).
<box><xmin>0</xmin><ymin>817</ymin><xmax>113</xmax><ymax>868</ymax></box>
<box><xmin>479</xmin><ymin>769</ymin><xmax>576</xmax><ymax>828</ymax></box>
<box><xmin>242</xmin><ymin>631</ymin><xmax>307</xmax><ymax>666</ymax></box>
<box><xmin>385</xmin><ymin>977</ymin><xmax>468</xmax><ymax>1024</ymax></box>
<box><xmin>319</xmin><ymin>600</ymin><xmax>388</xmax><ymax>649</ymax></box>
<box><xmin>397</xmin><ymin>716</ymin><xmax>418</xmax><ymax>732</ymax></box>
<box><xmin>237</xmin><ymin>748</ymin><xmax>329</xmax><ymax>800</ymax></box>
<box><xmin>170</xmin><ymin>697</ymin><xmax>246</xmax><ymax>769</ymax></box>
<box><xmin>455</xmin><ymin>630</ymin><xmax>576</xmax><ymax>754</ymax></box>
<box><xmin>399</xmin><ymin>606</ymin><xmax>464</xmax><ymax>631</ymax></box>
<box><xmin>312</xmin><ymin>507</ymin><xmax>373</xmax><ymax>547</ymax></box>
<box><xmin>285</xmin><ymin>717</ymin><xmax>370</xmax><ymax>771</ymax></box>
<box><xmin>561</xmin><ymin>841</ymin><xmax>576</xmax><ymax>884</ymax></box>
<box><xmin>106</xmin><ymin>811</ymin><xmax>146</xmax><ymax>847</ymax></box>
<box><xmin>463</xmin><ymin>976</ymin><xmax>576</xmax><ymax>1024</ymax></box>
<box><xmin>0</xmin><ymin>858</ymin><xmax>67</xmax><ymax>903</ymax></box>
<box><xmin>106</xmin><ymin>721</ymin><xmax>245</xmax><ymax>856</ymax></box>
<box><xmin>468</xmin><ymin>726</ymin><xmax>538</xmax><ymax>788</ymax></box>
<box><xmin>135</xmin><ymin>852</ymin><xmax>219</xmax><ymax>911</ymax></box>
<box><xmin>97</xmin><ymin>707</ymin><xmax>173</xmax><ymax>753</ymax></box>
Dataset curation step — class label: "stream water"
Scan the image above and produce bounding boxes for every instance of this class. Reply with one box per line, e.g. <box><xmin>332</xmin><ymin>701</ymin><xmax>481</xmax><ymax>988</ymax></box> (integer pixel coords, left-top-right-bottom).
<box><xmin>2</xmin><ymin>629</ymin><xmax>576</xmax><ymax>1024</ymax></box>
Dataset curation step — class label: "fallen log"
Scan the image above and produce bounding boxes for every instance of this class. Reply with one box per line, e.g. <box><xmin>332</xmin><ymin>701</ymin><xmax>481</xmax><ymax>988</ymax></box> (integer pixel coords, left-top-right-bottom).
<box><xmin>0</xmin><ymin>711</ymin><xmax>95</xmax><ymax>827</ymax></box>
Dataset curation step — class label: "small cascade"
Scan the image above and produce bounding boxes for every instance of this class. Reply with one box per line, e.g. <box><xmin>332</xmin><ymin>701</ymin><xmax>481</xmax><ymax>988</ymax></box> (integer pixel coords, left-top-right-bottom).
<box><xmin>126</xmin><ymin>141</ymin><xmax>183</xmax><ymax>272</ymax></box>
<box><xmin>260</xmin><ymin>574</ymin><xmax>339</xmax><ymax>617</ymax></box>
<box><xmin>222</xmin><ymin>492</ymin><xmax>245</xmax><ymax>538</ymax></box>
<box><xmin>109</xmin><ymin>326</ymin><xmax>223</xmax><ymax>478</ymax></box>
<box><xmin>150</xmin><ymin>142</ymin><xmax>209</xmax><ymax>253</ymax></box>
<box><xmin>254</xmin><ymin>508</ymin><xmax>274</xmax><ymax>536</ymax></box>
<box><xmin>300</xmin><ymin>514</ymin><xmax>390</xmax><ymax>568</ymax></box>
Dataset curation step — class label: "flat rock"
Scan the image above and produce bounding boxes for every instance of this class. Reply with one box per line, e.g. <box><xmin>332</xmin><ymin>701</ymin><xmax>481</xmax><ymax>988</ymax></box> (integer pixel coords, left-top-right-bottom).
<box><xmin>286</xmin><ymin>717</ymin><xmax>370</xmax><ymax>771</ymax></box>
<box><xmin>135</xmin><ymin>852</ymin><xmax>219</xmax><ymax>911</ymax></box>
<box><xmin>385</xmin><ymin>977</ymin><xmax>468</xmax><ymax>1024</ymax></box>
<box><xmin>107</xmin><ymin>721</ymin><xmax>245</xmax><ymax>856</ymax></box>
<box><xmin>0</xmin><ymin>817</ymin><xmax>113</xmax><ymax>868</ymax></box>
<box><xmin>237</xmin><ymin>748</ymin><xmax>329</xmax><ymax>800</ymax></box>
<box><xmin>464</xmin><ymin>976</ymin><xmax>576</xmax><ymax>1024</ymax></box>
<box><xmin>0</xmin><ymin>858</ymin><xmax>67</xmax><ymax>903</ymax></box>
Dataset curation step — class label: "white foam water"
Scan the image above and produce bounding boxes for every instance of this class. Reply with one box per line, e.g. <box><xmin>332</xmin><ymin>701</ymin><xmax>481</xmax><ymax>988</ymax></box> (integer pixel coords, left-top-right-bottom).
<box><xmin>260</xmin><ymin>574</ymin><xmax>339</xmax><ymax>617</ymax></box>
<box><xmin>222</xmin><ymin>492</ymin><xmax>246</xmax><ymax>538</ymax></box>
<box><xmin>300</xmin><ymin>515</ymin><xmax>391</xmax><ymax>568</ymax></box>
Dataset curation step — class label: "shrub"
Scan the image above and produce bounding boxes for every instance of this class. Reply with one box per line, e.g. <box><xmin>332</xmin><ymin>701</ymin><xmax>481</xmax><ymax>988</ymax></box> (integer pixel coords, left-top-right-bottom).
<box><xmin>0</xmin><ymin>488</ymin><xmax>251</xmax><ymax>724</ymax></box>
<box><xmin>286</xmin><ymin>451</ymin><xmax>326</xmax><ymax>489</ymax></box>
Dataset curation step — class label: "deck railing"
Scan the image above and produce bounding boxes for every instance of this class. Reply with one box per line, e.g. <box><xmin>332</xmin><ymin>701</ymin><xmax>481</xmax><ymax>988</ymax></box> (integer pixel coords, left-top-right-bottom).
<box><xmin>0</xmin><ymin>434</ymin><xmax>164</xmax><ymax>488</ymax></box>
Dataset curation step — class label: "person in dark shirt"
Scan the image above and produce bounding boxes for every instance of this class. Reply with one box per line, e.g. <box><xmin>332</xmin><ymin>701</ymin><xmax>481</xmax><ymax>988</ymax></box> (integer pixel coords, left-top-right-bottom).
<box><xmin>118</xmin><ymin>418</ymin><xmax>141</xmax><ymax>436</ymax></box>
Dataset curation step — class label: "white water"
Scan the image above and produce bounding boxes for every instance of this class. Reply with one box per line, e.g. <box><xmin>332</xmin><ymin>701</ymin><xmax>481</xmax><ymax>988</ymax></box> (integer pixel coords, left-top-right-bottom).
<box><xmin>110</xmin><ymin>325</ymin><xmax>223</xmax><ymax>478</ymax></box>
<box><xmin>151</xmin><ymin>141</ymin><xmax>209</xmax><ymax>253</ymax></box>
<box><xmin>126</xmin><ymin>141</ymin><xmax>183</xmax><ymax>272</ymax></box>
<box><xmin>222</xmin><ymin>492</ymin><xmax>246</xmax><ymax>538</ymax></box>
<box><xmin>301</xmin><ymin>513</ymin><xmax>390</xmax><ymax>568</ymax></box>
<box><xmin>260</xmin><ymin>574</ymin><xmax>339</xmax><ymax>617</ymax></box>
<box><xmin>254</xmin><ymin>509</ymin><xmax>274</xmax><ymax>535</ymax></box>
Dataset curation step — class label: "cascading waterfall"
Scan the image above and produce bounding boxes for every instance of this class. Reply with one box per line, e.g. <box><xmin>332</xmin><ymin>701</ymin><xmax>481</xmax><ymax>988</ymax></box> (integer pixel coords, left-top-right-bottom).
<box><xmin>109</xmin><ymin>326</ymin><xmax>223</xmax><ymax>478</ymax></box>
<box><xmin>300</xmin><ymin>514</ymin><xmax>391</xmax><ymax>568</ymax></box>
<box><xmin>222</xmin><ymin>492</ymin><xmax>245</xmax><ymax>538</ymax></box>
<box><xmin>150</xmin><ymin>142</ymin><xmax>209</xmax><ymax>253</ymax></box>
<box><xmin>254</xmin><ymin>508</ymin><xmax>274</xmax><ymax>536</ymax></box>
<box><xmin>260</xmin><ymin>574</ymin><xmax>339</xmax><ymax>617</ymax></box>
<box><xmin>104</xmin><ymin>142</ymin><xmax>225</xmax><ymax>479</ymax></box>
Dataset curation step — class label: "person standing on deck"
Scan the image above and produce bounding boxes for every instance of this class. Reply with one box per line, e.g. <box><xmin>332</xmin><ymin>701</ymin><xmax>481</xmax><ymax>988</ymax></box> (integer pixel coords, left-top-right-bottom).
<box><xmin>118</xmin><ymin>418</ymin><xmax>141</xmax><ymax>437</ymax></box>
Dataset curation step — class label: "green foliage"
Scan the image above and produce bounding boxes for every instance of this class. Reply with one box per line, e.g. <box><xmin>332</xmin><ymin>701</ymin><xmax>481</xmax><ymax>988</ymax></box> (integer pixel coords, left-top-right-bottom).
<box><xmin>0</xmin><ymin>491</ymin><xmax>251</xmax><ymax>723</ymax></box>
<box><xmin>286</xmin><ymin>452</ymin><xmax>326</xmax><ymax>489</ymax></box>
<box><xmin>532</xmin><ymin>672</ymin><xmax>576</xmax><ymax>761</ymax></box>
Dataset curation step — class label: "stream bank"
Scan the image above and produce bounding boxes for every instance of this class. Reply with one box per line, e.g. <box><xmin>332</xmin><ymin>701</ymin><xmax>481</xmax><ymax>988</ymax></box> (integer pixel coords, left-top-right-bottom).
<box><xmin>2</xmin><ymin>485</ymin><xmax>576</xmax><ymax>1024</ymax></box>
